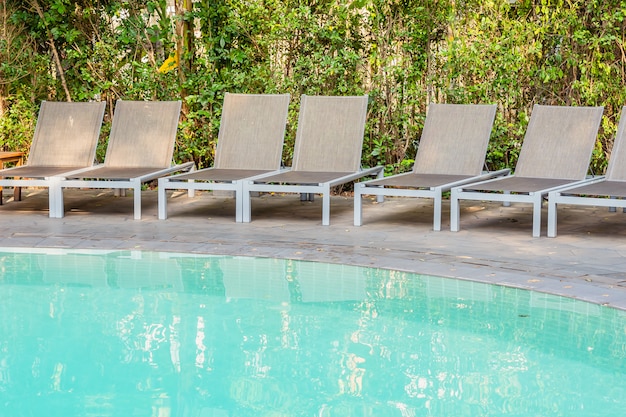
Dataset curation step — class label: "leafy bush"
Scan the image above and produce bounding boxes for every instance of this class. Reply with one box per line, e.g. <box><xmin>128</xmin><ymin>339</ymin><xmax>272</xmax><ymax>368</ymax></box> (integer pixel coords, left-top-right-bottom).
<box><xmin>0</xmin><ymin>95</ymin><xmax>37</xmax><ymax>155</ymax></box>
<box><xmin>2</xmin><ymin>0</ymin><xmax>626</xmax><ymax>176</ymax></box>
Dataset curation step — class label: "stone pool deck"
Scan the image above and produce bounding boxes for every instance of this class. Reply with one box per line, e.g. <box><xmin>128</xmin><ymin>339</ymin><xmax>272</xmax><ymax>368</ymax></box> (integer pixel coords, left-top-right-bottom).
<box><xmin>0</xmin><ymin>188</ymin><xmax>625</xmax><ymax>310</ymax></box>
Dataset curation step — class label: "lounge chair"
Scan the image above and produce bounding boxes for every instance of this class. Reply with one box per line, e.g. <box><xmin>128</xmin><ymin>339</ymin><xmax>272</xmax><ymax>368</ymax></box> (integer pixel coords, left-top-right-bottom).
<box><xmin>547</xmin><ymin>106</ymin><xmax>626</xmax><ymax>237</ymax></box>
<box><xmin>0</xmin><ymin>101</ymin><xmax>105</xmax><ymax>214</ymax></box>
<box><xmin>157</xmin><ymin>93</ymin><xmax>290</xmax><ymax>222</ymax></box>
<box><xmin>241</xmin><ymin>94</ymin><xmax>384</xmax><ymax>226</ymax></box>
<box><xmin>450</xmin><ymin>104</ymin><xmax>604</xmax><ymax>237</ymax></box>
<box><xmin>354</xmin><ymin>103</ymin><xmax>509</xmax><ymax>231</ymax></box>
<box><xmin>51</xmin><ymin>100</ymin><xmax>194</xmax><ymax>219</ymax></box>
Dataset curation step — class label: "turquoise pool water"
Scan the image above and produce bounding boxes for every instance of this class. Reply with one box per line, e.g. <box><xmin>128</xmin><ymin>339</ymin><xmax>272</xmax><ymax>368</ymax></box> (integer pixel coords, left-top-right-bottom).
<box><xmin>0</xmin><ymin>248</ymin><xmax>624</xmax><ymax>417</ymax></box>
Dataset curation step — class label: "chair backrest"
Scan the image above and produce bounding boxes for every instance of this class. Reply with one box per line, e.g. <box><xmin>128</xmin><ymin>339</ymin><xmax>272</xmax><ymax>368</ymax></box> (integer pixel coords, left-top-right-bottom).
<box><xmin>104</xmin><ymin>100</ymin><xmax>181</xmax><ymax>168</ymax></box>
<box><xmin>291</xmin><ymin>95</ymin><xmax>368</xmax><ymax>172</ymax></box>
<box><xmin>214</xmin><ymin>93</ymin><xmax>290</xmax><ymax>170</ymax></box>
<box><xmin>27</xmin><ymin>101</ymin><xmax>105</xmax><ymax>167</ymax></box>
<box><xmin>514</xmin><ymin>104</ymin><xmax>603</xmax><ymax>179</ymax></box>
<box><xmin>606</xmin><ymin>106</ymin><xmax>626</xmax><ymax>181</ymax></box>
<box><xmin>413</xmin><ymin>103</ymin><xmax>497</xmax><ymax>175</ymax></box>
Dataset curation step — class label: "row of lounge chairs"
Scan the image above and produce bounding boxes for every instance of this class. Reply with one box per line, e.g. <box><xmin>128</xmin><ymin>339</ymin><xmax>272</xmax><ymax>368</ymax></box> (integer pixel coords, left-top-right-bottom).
<box><xmin>0</xmin><ymin>95</ymin><xmax>622</xmax><ymax>238</ymax></box>
<box><xmin>0</xmin><ymin>95</ymin><xmax>383</xmax><ymax>226</ymax></box>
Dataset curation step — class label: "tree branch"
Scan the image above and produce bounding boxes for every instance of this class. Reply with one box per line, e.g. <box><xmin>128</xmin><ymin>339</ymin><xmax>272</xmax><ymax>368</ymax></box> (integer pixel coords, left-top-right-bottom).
<box><xmin>29</xmin><ymin>0</ymin><xmax>72</xmax><ymax>102</ymax></box>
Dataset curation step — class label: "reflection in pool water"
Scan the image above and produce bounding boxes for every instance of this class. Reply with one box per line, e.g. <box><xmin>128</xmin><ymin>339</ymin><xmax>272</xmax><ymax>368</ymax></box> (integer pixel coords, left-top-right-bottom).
<box><xmin>0</xmin><ymin>249</ymin><xmax>625</xmax><ymax>416</ymax></box>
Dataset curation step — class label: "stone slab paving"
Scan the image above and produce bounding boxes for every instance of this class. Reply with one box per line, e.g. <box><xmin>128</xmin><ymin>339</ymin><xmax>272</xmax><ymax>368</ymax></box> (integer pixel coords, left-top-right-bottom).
<box><xmin>0</xmin><ymin>188</ymin><xmax>625</xmax><ymax>310</ymax></box>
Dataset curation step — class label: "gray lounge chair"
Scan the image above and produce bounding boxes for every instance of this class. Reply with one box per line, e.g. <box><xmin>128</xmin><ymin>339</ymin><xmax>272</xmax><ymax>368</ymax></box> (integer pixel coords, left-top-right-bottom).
<box><xmin>0</xmin><ymin>101</ymin><xmax>105</xmax><ymax>214</ymax></box>
<box><xmin>241</xmin><ymin>95</ymin><xmax>384</xmax><ymax>226</ymax></box>
<box><xmin>354</xmin><ymin>103</ymin><xmax>509</xmax><ymax>231</ymax></box>
<box><xmin>547</xmin><ymin>106</ymin><xmax>626</xmax><ymax>237</ymax></box>
<box><xmin>157</xmin><ymin>93</ymin><xmax>290</xmax><ymax>222</ymax></box>
<box><xmin>450</xmin><ymin>104</ymin><xmax>604</xmax><ymax>237</ymax></box>
<box><xmin>51</xmin><ymin>100</ymin><xmax>194</xmax><ymax>219</ymax></box>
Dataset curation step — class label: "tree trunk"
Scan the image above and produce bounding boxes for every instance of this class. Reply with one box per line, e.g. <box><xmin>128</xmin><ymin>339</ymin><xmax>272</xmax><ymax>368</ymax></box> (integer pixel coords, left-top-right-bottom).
<box><xmin>175</xmin><ymin>0</ymin><xmax>194</xmax><ymax>114</ymax></box>
<box><xmin>0</xmin><ymin>92</ymin><xmax>5</xmax><ymax>121</ymax></box>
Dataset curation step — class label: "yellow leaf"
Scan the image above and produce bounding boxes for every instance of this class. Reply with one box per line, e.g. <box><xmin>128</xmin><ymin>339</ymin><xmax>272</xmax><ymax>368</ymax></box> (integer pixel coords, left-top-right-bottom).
<box><xmin>158</xmin><ymin>54</ymin><xmax>178</xmax><ymax>74</ymax></box>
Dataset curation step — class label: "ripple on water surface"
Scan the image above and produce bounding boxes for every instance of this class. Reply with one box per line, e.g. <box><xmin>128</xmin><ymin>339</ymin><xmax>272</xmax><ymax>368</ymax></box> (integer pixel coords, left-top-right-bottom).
<box><xmin>0</xmin><ymin>249</ymin><xmax>624</xmax><ymax>417</ymax></box>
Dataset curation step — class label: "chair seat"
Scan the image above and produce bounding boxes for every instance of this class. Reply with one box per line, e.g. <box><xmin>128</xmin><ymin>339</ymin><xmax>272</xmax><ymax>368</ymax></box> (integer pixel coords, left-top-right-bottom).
<box><xmin>366</xmin><ymin>173</ymin><xmax>473</xmax><ymax>188</ymax></box>
<box><xmin>173</xmin><ymin>168</ymin><xmax>275</xmax><ymax>182</ymax></box>
<box><xmin>253</xmin><ymin>170</ymin><xmax>354</xmax><ymax>184</ymax></box>
<box><xmin>465</xmin><ymin>176</ymin><xmax>578</xmax><ymax>193</ymax></box>
<box><xmin>562</xmin><ymin>179</ymin><xmax>626</xmax><ymax>198</ymax></box>
<box><xmin>67</xmin><ymin>166</ymin><xmax>167</xmax><ymax>180</ymax></box>
<box><xmin>0</xmin><ymin>166</ymin><xmax>90</xmax><ymax>178</ymax></box>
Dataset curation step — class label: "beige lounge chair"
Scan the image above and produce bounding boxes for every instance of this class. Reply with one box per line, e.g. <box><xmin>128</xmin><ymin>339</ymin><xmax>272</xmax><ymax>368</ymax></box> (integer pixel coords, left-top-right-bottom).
<box><xmin>0</xmin><ymin>101</ymin><xmax>105</xmax><ymax>215</ymax></box>
<box><xmin>547</xmin><ymin>106</ymin><xmax>626</xmax><ymax>237</ymax></box>
<box><xmin>157</xmin><ymin>93</ymin><xmax>290</xmax><ymax>222</ymax></box>
<box><xmin>450</xmin><ymin>104</ymin><xmax>604</xmax><ymax>237</ymax></box>
<box><xmin>241</xmin><ymin>95</ymin><xmax>384</xmax><ymax>226</ymax></box>
<box><xmin>354</xmin><ymin>103</ymin><xmax>509</xmax><ymax>231</ymax></box>
<box><xmin>51</xmin><ymin>100</ymin><xmax>194</xmax><ymax>219</ymax></box>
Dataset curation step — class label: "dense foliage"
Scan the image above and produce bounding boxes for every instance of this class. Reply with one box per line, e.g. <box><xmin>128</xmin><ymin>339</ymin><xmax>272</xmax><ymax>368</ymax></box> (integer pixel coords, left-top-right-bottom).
<box><xmin>1</xmin><ymin>0</ymin><xmax>625</xmax><ymax>175</ymax></box>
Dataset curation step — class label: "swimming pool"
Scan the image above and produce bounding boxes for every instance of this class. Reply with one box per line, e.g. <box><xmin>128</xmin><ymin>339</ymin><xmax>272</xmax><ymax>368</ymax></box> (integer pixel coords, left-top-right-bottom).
<box><xmin>0</xmin><ymin>248</ymin><xmax>624</xmax><ymax>416</ymax></box>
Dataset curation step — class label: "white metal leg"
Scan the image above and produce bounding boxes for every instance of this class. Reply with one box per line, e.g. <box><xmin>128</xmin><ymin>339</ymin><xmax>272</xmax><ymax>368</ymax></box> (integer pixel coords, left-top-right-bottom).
<box><xmin>157</xmin><ymin>178</ymin><xmax>168</xmax><ymax>220</ymax></box>
<box><xmin>433</xmin><ymin>191</ymin><xmax>442</xmax><ymax>231</ymax></box>
<box><xmin>235</xmin><ymin>181</ymin><xmax>243</xmax><ymax>223</ymax></box>
<box><xmin>503</xmin><ymin>190</ymin><xmax>511</xmax><ymax>207</ymax></box>
<box><xmin>547</xmin><ymin>191</ymin><xmax>558</xmax><ymax>238</ymax></box>
<box><xmin>450</xmin><ymin>188</ymin><xmax>461</xmax><ymax>232</ymax></box>
<box><xmin>353</xmin><ymin>184</ymin><xmax>363</xmax><ymax>226</ymax></box>
<box><xmin>375</xmin><ymin>169</ymin><xmax>385</xmax><ymax>203</ymax></box>
<box><xmin>322</xmin><ymin>185</ymin><xmax>331</xmax><ymax>226</ymax></box>
<box><xmin>532</xmin><ymin>194</ymin><xmax>542</xmax><ymax>237</ymax></box>
<box><xmin>242</xmin><ymin>181</ymin><xmax>252</xmax><ymax>223</ymax></box>
<box><xmin>50</xmin><ymin>178</ymin><xmax>65</xmax><ymax>218</ymax></box>
<box><xmin>133</xmin><ymin>181</ymin><xmax>142</xmax><ymax>220</ymax></box>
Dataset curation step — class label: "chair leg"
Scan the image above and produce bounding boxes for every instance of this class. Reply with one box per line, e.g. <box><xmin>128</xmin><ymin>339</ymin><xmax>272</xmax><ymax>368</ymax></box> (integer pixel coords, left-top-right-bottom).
<box><xmin>242</xmin><ymin>182</ymin><xmax>252</xmax><ymax>223</ymax></box>
<box><xmin>49</xmin><ymin>180</ymin><xmax>65</xmax><ymax>218</ymax></box>
<box><xmin>503</xmin><ymin>190</ymin><xmax>511</xmax><ymax>207</ymax></box>
<box><xmin>375</xmin><ymin>169</ymin><xmax>384</xmax><ymax>203</ymax></box>
<box><xmin>133</xmin><ymin>181</ymin><xmax>142</xmax><ymax>220</ymax></box>
<box><xmin>235</xmin><ymin>181</ymin><xmax>244</xmax><ymax>223</ymax></box>
<box><xmin>433</xmin><ymin>191</ymin><xmax>442</xmax><ymax>231</ymax></box>
<box><xmin>547</xmin><ymin>192</ymin><xmax>558</xmax><ymax>238</ymax></box>
<box><xmin>48</xmin><ymin>185</ymin><xmax>56</xmax><ymax>218</ymax></box>
<box><xmin>532</xmin><ymin>194</ymin><xmax>542</xmax><ymax>237</ymax></box>
<box><xmin>354</xmin><ymin>184</ymin><xmax>363</xmax><ymax>226</ymax></box>
<box><xmin>188</xmin><ymin>179</ymin><xmax>195</xmax><ymax>198</ymax></box>
<box><xmin>322</xmin><ymin>185</ymin><xmax>331</xmax><ymax>226</ymax></box>
<box><xmin>450</xmin><ymin>188</ymin><xmax>461</xmax><ymax>232</ymax></box>
<box><xmin>157</xmin><ymin>178</ymin><xmax>168</xmax><ymax>220</ymax></box>
<box><xmin>188</xmin><ymin>166</ymin><xmax>196</xmax><ymax>198</ymax></box>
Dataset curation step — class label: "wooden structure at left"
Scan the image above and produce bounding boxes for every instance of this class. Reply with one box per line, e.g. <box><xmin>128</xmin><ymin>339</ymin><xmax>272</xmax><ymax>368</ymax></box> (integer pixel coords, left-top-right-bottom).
<box><xmin>0</xmin><ymin>151</ymin><xmax>25</xmax><ymax>204</ymax></box>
